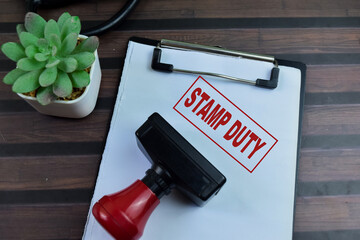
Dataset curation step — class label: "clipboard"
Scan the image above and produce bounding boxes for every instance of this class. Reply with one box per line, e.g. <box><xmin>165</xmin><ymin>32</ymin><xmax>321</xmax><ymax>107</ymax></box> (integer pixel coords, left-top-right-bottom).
<box><xmin>83</xmin><ymin>37</ymin><xmax>306</xmax><ymax>240</ymax></box>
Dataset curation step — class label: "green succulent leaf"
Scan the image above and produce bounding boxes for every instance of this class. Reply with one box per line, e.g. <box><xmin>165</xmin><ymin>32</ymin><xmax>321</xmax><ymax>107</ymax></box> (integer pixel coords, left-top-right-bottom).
<box><xmin>25</xmin><ymin>45</ymin><xmax>38</xmax><ymax>58</ymax></box>
<box><xmin>34</xmin><ymin>53</ymin><xmax>49</xmax><ymax>62</ymax></box>
<box><xmin>60</xmin><ymin>16</ymin><xmax>81</xmax><ymax>41</ymax></box>
<box><xmin>3</xmin><ymin>68</ymin><xmax>27</xmax><ymax>85</ymax></box>
<box><xmin>36</xmin><ymin>86</ymin><xmax>56</xmax><ymax>105</ymax></box>
<box><xmin>44</xmin><ymin>19</ymin><xmax>60</xmax><ymax>41</ymax></box>
<box><xmin>17</xmin><ymin>57</ymin><xmax>46</xmax><ymax>71</ymax></box>
<box><xmin>69</xmin><ymin>70</ymin><xmax>90</xmax><ymax>88</ymax></box>
<box><xmin>51</xmin><ymin>45</ymin><xmax>57</xmax><ymax>56</ymax></box>
<box><xmin>71</xmin><ymin>52</ymin><xmax>95</xmax><ymax>70</ymax></box>
<box><xmin>57</xmin><ymin>12</ymin><xmax>71</xmax><ymax>31</ymax></box>
<box><xmin>59</xmin><ymin>32</ymin><xmax>77</xmax><ymax>56</ymax></box>
<box><xmin>49</xmin><ymin>34</ymin><xmax>61</xmax><ymax>50</ymax></box>
<box><xmin>39</xmin><ymin>66</ymin><xmax>57</xmax><ymax>87</ymax></box>
<box><xmin>24</xmin><ymin>12</ymin><xmax>46</xmax><ymax>38</ymax></box>
<box><xmin>58</xmin><ymin>57</ymin><xmax>77</xmax><ymax>73</ymax></box>
<box><xmin>19</xmin><ymin>32</ymin><xmax>39</xmax><ymax>48</ymax></box>
<box><xmin>46</xmin><ymin>56</ymin><xmax>60</xmax><ymax>68</ymax></box>
<box><xmin>53</xmin><ymin>71</ymin><xmax>73</xmax><ymax>97</ymax></box>
<box><xmin>37</xmin><ymin>38</ymin><xmax>49</xmax><ymax>49</ymax></box>
<box><xmin>72</xmin><ymin>36</ymin><xmax>99</xmax><ymax>54</ymax></box>
<box><xmin>16</xmin><ymin>24</ymin><xmax>26</xmax><ymax>36</ymax></box>
<box><xmin>12</xmin><ymin>69</ymin><xmax>41</xmax><ymax>93</ymax></box>
<box><xmin>1</xmin><ymin>42</ymin><xmax>26</xmax><ymax>62</ymax></box>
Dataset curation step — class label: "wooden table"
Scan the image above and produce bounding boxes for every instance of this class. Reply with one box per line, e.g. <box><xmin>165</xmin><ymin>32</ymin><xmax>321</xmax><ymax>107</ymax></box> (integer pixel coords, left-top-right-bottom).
<box><xmin>1</xmin><ymin>0</ymin><xmax>359</xmax><ymax>239</ymax></box>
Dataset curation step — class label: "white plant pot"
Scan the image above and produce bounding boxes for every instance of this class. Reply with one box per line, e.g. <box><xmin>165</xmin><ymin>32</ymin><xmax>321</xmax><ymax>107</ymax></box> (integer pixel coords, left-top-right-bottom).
<box><xmin>18</xmin><ymin>37</ymin><xmax>102</xmax><ymax>118</ymax></box>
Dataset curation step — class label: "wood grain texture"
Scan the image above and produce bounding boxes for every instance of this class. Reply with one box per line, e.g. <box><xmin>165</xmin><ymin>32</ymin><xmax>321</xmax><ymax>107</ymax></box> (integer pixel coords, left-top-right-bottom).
<box><xmin>306</xmin><ymin>65</ymin><xmax>360</xmax><ymax>93</ymax></box>
<box><xmin>90</xmin><ymin>28</ymin><xmax>360</xmax><ymax>57</ymax></box>
<box><xmin>302</xmin><ymin>105</ymin><xmax>360</xmax><ymax>136</ymax></box>
<box><xmin>0</xmin><ymin>103</ymin><xmax>358</xmax><ymax>144</ymax></box>
<box><xmin>0</xmin><ymin>155</ymin><xmax>100</xmax><ymax>191</ymax></box>
<box><xmin>294</xmin><ymin>195</ymin><xmax>360</xmax><ymax>232</ymax></box>
<box><xmin>298</xmin><ymin>148</ymin><xmax>360</xmax><ymax>182</ymax></box>
<box><xmin>0</xmin><ymin>111</ymin><xmax>111</xmax><ymax>143</ymax></box>
<box><xmin>0</xmin><ymin>203</ymin><xmax>89</xmax><ymax>240</ymax></box>
<box><xmin>1</xmin><ymin>147</ymin><xmax>360</xmax><ymax>191</ymax></box>
<box><xmin>1</xmin><ymin>0</ymin><xmax>360</xmax><ymax>22</ymax></box>
<box><xmin>0</xmin><ymin>0</ymin><xmax>359</xmax><ymax>238</ymax></box>
<box><xmin>1</xmin><ymin>196</ymin><xmax>360</xmax><ymax>239</ymax></box>
<box><xmin>2</xmin><ymin>65</ymin><xmax>360</xmax><ymax>102</ymax></box>
<box><xmin>2</xmin><ymin>28</ymin><xmax>360</xmax><ymax>60</ymax></box>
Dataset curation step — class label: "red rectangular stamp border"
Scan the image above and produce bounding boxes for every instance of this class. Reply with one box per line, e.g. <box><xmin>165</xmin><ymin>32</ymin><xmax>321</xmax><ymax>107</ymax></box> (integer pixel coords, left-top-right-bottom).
<box><xmin>173</xmin><ymin>76</ymin><xmax>278</xmax><ymax>173</ymax></box>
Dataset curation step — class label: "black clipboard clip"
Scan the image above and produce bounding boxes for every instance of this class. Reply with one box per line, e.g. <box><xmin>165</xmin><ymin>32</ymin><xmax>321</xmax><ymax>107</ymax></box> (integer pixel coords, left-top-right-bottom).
<box><xmin>151</xmin><ymin>39</ymin><xmax>279</xmax><ymax>89</ymax></box>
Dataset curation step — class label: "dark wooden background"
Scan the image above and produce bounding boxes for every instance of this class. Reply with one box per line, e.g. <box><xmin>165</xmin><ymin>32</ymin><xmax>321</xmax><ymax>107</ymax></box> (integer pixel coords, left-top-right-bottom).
<box><xmin>0</xmin><ymin>0</ymin><xmax>360</xmax><ymax>239</ymax></box>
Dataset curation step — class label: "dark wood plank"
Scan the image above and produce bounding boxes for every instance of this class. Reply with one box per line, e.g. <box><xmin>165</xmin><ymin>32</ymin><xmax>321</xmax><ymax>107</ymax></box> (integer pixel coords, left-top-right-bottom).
<box><xmin>101</xmin><ymin>65</ymin><xmax>360</xmax><ymax>96</ymax></box>
<box><xmin>2</xmin><ymin>65</ymin><xmax>359</xmax><ymax>102</ymax></box>
<box><xmin>1</xmin><ymin>0</ymin><xmax>360</xmax><ymax>22</ymax></box>
<box><xmin>0</xmin><ymin>0</ymin><xmax>359</xmax><ymax>238</ymax></box>
<box><xmin>119</xmin><ymin>0</ymin><xmax>360</xmax><ymax>19</ymax></box>
<box><xmin>298</xmin><ymin>148</ymin><xmax>360</xmax><ymax>182</ymax></box>
<box><xmin>0</xmin><ymin>203</ymin><xmax>89</xmax><ymax>240</ymax></box>
<box><xmin>306</xmin><ymin>65</ymin><xmax>360</xmax><ymax>93</ymax></box>
<box><xmin>0</xmin><ymin>103</ymin><xmax>358</xmax><ymax>143</ymax></box>
<box><xmin>294</xmin><ymin>229</ymin><xmax>360</xmax><ymax>240</ymax></box>
<box><xmin>0</xmin><ymin>110</ymin><xmax>111</xmax><ymax>143</ymax></box>
<box><xmin>50</xmin><ymin>28</ymin><xmax>360</xmax><ymax>57</ymax></box>
<box><xmin>302</xmin><ymin>105</ymin><xmax>360</xmax><ymax>136</ymax></box>
<box><xmin>0</xmin><ymin>155</ymin><xmax>100</xmax><ymax>191</ymax></box>
<box><xmin>0</xmin><ymin>96</ymin><xmax>359</xmax><ymax>144</ymax></box>
<box><xmin>1</xmin><ymin>196</ymin><xmax>360</xmax><ymax>239</ymax></box>
<box><xmin>1</xmin><ymin>28</ymin><xmax>360</xmax><ymax>60</ymax></box>
<box><xmin>96</xmin><ymin>69</ymin><xmax>122</xmax><ymax>98</ymax></box>
<box><xmin>0</xmin><ymin>79</ymin><xmax>14</xmax><ymax>100</ymax></box>
<box><xmin>1</xmin><ymin>147</ymin><xmax>360</xmax><ymax>191</ymax></box>
<box><xmin>294</xmin><ymin>195</ymin><xmax>360</xmax><ymax>232</ymax></box>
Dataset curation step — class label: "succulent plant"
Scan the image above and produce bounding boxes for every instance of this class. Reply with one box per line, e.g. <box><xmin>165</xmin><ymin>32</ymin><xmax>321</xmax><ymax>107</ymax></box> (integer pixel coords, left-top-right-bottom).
<box><xmin>1</xmin><ymin>12</ymin><xmax>99</xmax><ymax>105</ymax></box>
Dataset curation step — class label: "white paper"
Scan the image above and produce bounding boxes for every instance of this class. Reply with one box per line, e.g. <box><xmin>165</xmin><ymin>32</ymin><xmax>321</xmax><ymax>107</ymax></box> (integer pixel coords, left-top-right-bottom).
<box><xmin>83</xmin><ymin>41</ymin><xmax>301</xmax><ymax>240</ymax></box>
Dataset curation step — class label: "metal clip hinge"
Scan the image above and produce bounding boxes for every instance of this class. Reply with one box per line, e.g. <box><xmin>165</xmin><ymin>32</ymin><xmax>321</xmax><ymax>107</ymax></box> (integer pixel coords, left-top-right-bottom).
<box><xmin>151</xmin><ymin>40</ymin><xmax>279</xmax><ymax>89</ymax></box>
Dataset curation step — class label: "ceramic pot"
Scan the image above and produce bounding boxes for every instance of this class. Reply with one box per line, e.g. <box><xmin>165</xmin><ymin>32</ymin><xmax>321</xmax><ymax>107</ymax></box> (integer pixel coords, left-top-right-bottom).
<box><xmin>18</xmin><ymin>36</ymin><xmax>102</xmax><ymax>118</ymax></box>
